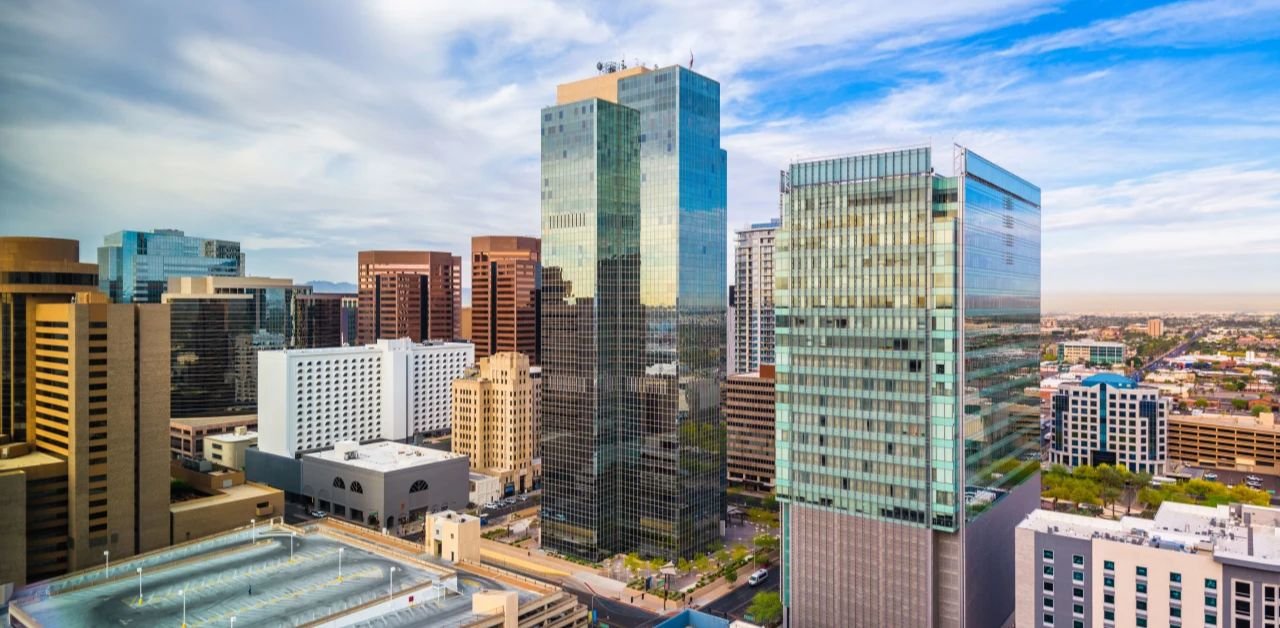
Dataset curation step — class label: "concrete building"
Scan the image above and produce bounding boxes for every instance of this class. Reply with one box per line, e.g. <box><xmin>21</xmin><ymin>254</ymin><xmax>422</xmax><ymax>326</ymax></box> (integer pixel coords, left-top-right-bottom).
<box><xmin>423</xmin><ymin>510</ymin><xmax>481</xmax><ymax>563</ymax></box>
<box><xmin>1</xmin><ymin>237</ymin><xmax>99</xmax><ymax>441</ymax></box>
<box><xmin>776</xmin><ymin>147</ymin><xmax>1042</xmax><ymax>627</ymax></box>
<box><xmin>169</xmin><ymin>460</ymin><xmax>282</xmax><ymax>544</ymax></box>
<box><xmin>1059</xmin><ymin>340</ymin><xmax>1127</xmax><ymax>366</ymax></box>
<box><xmin>1050</xmin><ymin>373</ymin><xmax>1170</xmax><ymax>474</ymax></box>
<box><xmin>1148</xmin><ymin>318</ymin><xmax>1165</xmax><ymax>338</ymax></box>
<box><xmin>725</xmin><ymin>365</ymin><xmax>776</xmax><ymax>492</ymax></box>
<box><xmin>1016</xmin><ymin>502</ymin><xmax>1280</xmax><ymax>628</ymax></box>
<box><xmin>301</xmin><ymin>440</ymin><xmax>469</xmax><ymax>529</ymax></box>
<box><xmin>26</xmin><ymin>295</ymin><xmax>171</xmax><ymax>578</ymax></box>
<box><xmin>257</xmin><ymin>338</ymin><xmax>474</xmax><ymax>458</ymax></box>
<box><xmin>97</xmin><ymin>228</ymin><xmax>243</xmax><ymax>304</ymax></box>
<box><xmin>1170</xmin><ymin>412</ymin><xmax>1280</xmax><ymax>475</ymax></box>
<box><xmin>470</xmin><ymin>236</ymin><xmax>540</xmax><ymax>364</ymax></box>
<box><xmin>469</xmin><ymin>471</ymin><xmax>502</xmax><ymax>506</ymax></box>
<box><xmin>452</xmin><ymin>352</ymin><xmax>536</xmax><ymax>494</ymax></box>
<box><xmin>169</xmin><ymin>414</ymin><xmax>258</xmax><ymax>460</ymax></box>
<box><xmin>0</xmin><ymin>441</ymin><xmax>68</xmax><ymax>600</ymax></box>
<box><xmin>733</xmin><ymin>218</ymin><xmax>779</xmax><ymax>374</ymax></box>
<box><xmin>294</xmin><ymin>292</ymin><xmax>345</xmax><ymax>348</ymax></box>
<box><xmin>202</xmin><ymin>427</ymin><xmax>258</xmax><ymax>470</ymax></box>
<box><xmin>357</xmin><ymin>250</ymin><xmax>461</xmax><ymax>344</ymax></box>
<box><xmin>542</xmin><ymin>63</ymin><xmax>727</xmax><ymax>561</ymax></box>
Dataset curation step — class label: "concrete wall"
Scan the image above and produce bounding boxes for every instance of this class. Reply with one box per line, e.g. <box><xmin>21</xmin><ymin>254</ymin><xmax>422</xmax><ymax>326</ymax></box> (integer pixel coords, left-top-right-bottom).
<box><xmin>302</xmin><ymin>454</ymin><xmax>468</xmax><ymax>528</ymax></box>
<box><xmin>244</xmin><ymin>448</ymin><xmax>302</xmax><ymax>494</ymax></box>
<box><xmin>170</xmin><ymin>483</ymin><xmax>283</xmax><ymax>544</ymax></box>
<box><xmin>1222</xmin><ymin>562</ymin><xmax>1280</xmax><ymax>627</ymax></box>
<box><xmin>963</xmin><ymin>473</ymin><xmax>1040</xmax><ymax>628</ymax></box>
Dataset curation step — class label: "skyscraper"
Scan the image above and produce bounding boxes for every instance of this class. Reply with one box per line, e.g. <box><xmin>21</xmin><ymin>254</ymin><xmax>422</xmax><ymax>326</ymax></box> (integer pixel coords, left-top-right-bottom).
<box><xmin>356</xmin><ymin>251</ymin><xmax>461</xmax><ymax>344</ymax></box>
<box><xmin>776</xmin><ymin>146</ymin><xmax>1041</xmax><ymax>627</ymax></box>
<box><xmin>541</xmin><ymin>63</ymin><xmax>727</xmax><ymax>561</ymax></box>
<box><xmin>470</xmin><ymin>236</ymin><xmax>540</xmax><ymax>364</ymax></box>
<box><xmin>734</xmin><ymin>218</ymin><xmax>780</xmax><ymax>374</ymax></box>
<box><xmin>294</xmin><ymin>293</ymin><xmax>345</xmax><ymax>348</ymax></box>
<box><xmin>1</xmin><ymin>237</ymin><xmax>99</xmax><ymax>441</ymax></box>
<box><xmin>97</xmin><ymin>229</ymin><xmax>243</xmax><ymax>304</ymax></box>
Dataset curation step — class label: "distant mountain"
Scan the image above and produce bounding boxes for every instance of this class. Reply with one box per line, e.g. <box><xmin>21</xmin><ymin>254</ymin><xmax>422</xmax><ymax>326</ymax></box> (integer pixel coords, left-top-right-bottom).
<box><xmin>306</xmin><ymin>280</ymin><xmax>357</xmax><ymax>294</ymax></box>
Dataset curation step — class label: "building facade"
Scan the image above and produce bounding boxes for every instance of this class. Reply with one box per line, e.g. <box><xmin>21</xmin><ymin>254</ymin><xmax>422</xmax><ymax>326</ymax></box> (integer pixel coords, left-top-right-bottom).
<box><xmin>1050</xmin><ymin>373</ymin><xmax>1169</xmax><ymax>474</ymax></box>
<box><xmin>356</xmin><ymin>250</ymin><xmax>461</xmax><ymax>345</ymax></box>
<box><xmin>1169</xmin><ymin>412</ymin><xmax>1280</xmax><ymax>475</ymax></box>
<box><xmin>341</xmin><ymin>295</ymin><xmax>358</xmax><ymax>346</ymax></box>
<box><xmin>97</xmin><ymin>229</ymin><xmax>243</xmax><ymax>304</ymax></box>
<box><xmin>540</xmin><ymin>63</ymin><xmax>727</xmax><ymax>561</ymax></box>
<box><xmin>452</xmin><ymin>352</ymin><xmax>536</xmax><ymax>495</ymax></box>
<box><xmin>169</xmin><ymin>414</ymin><xmax>258</xmax><ymax>460</ymax></box>
<box><xmin>257</xmin><ymin>338</ymin><xmax>474</xmax><ymax>458</ymax></box>
<box><xmin>1148</xmin><ymin>318</ymin><xmax>1164</xmax><ymax>338</ymax></box>
<box><xmin>27</xmin><ymin>296</ymin><xmax>171</xmax><ymax>577</ymax></box>
<box><xmin>471</xmin><ymin>236</ymin><xmax>540</xmax><ymax>364</ymax></box>
<box><xmin>1016</xmin><ymin>502</ymin><xmax>1280</xmax><ymax>628</ymax></box>
<box><xmin>294</xmin><ymin>293</ymin><xmax>346</xmax><ymax>348</ymax></box>
<box><xmin>776</xmin><ymin>146</ymin><xmax>1042</xmax><ymax>627</ymax></box>
<box><xmin>1</xmin><ymin>237</ymin><xmax>99</xmax><ymax>442</ymax></box>
<box><xmin>300</xmin><ymin>440</ymin><xmax>469</xmax><ymax>529</ymax></box>
<box><xmin>734</xmin><ymin>218</ymin><xmax>780</xmax><ymax>374</ymax></box>
<box><xmin>1058</xmin><ymin>340</ymin><xmax>1126</xmax><ymax>366</ymax></box>
<box><xmin>202</xmin><ymin>428</ymin><xmax>258</xmax><ymax>470</ymax></box>
<box><xmin>0</xmin><ymin>443</ymin><xmax>68</xmax><ymax>596</ymax></box>
<box><xmin>725</xmin><ymin>365</ymin><xmax>776</xmax><ymax>492</ymax></box>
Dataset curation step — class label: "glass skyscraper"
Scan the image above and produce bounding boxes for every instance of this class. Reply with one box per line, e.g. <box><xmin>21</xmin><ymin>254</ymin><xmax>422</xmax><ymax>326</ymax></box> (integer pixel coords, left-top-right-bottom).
<box><xmin>776</xmin><ymin>146</ymin><xmax>1041</xmax><ymax>627</ymax></box>
<box><xmin>541</xmin><ymin>64</ymin><xmax>727</xmax><ymax>561</ymax></box>
<box><xmin>98</xmin><ymin>229</ymin><xmax>244</xmax><ymax>303</ymax></box>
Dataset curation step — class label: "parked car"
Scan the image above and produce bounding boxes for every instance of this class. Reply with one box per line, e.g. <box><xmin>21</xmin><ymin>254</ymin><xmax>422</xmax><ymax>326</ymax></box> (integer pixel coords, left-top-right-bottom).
<box><xmin>309</xmin><ymin>510</ymin><xmax>327</xmax><ymax>518</ymax></box>
<box><xmin>1204</xmin><ymin>472</ymin><xmax>1219</xmax><ymax>481</ymax></box>
<box><xmin>748</xmin><ymin>569</ymin><xmax>769</xmax><ymax>586</ymax></box>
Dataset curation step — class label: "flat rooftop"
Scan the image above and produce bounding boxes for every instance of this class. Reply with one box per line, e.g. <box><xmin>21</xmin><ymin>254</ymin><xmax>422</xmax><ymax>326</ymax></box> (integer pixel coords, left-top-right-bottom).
<box><xmin>206</xmin><ymin>430</ymin><xmax>260</xmax><ymax>444</ymax></box>
<box><xmin>307</xmin><ymin>441</ymin><xmax>465</xmax><ymax>472</ymax></box>
<box><xmin>1171</xmin><ymin>413</ymin><xmax>1279</xmax><ymax>432</ymax></box>
<box><xmin>170</xmin><ymin>414</ymin><xmax>258</xmax><ymax>429</ymax></box>
<box><xmin>9</xmin><ymin>521</ymin><xmax>544</xmax><ymax>627</ymax></box>
<box><xmin>170</xmin><ymin>481</ymin><xmax>279</xmax><ymax>514</ymax></box>
<box><xmin>1060</xmin><ymin>340</ymin><xmax>1125</xmax><ymax>348</ymax></box>
<box><xmin>0</xmin><ymin>450</ymin><xmax>63</xmax><ymax>473</ymax></box>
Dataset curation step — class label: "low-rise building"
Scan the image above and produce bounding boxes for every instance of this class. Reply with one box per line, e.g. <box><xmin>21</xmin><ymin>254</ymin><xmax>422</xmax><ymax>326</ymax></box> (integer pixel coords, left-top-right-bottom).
<box><xmin>1058</xmin><ymin>340</ymin><xmax>1127</xmax><ymax>366</ymax></box>
<box><xmin>169</xmin><ymin>461</ymin><xmax>283</xmax><ymax>545</ymax></box>
<box><xmin>170</xmin><ymin>414</ymin><xmax>258</xmax><ymax>460</ymax></box>
<box><xmin>725</xmin><ymin>365</ymin><xmax>776</xmax><ymax>491</ymax></box>
<box><xmin>202</xmin><ymin>427</ymin><xmax>258</xmax><ymax>471</ymax></box>
<box><xmin>1050</xmin><ymin>373</ymin><xmax>1169</xmax><ymax>474</ymax></box>
<box><xmin>1016</xmin><ymin>502</ymin><xmax>1280</xmax><ymax>628</ymax></box>
<box><xmin>1170</xmin><ymin>412</ymin><xmax>1280</xmax><ymax>476</ymax></box>
<box><xmin>423</xmin><ymin>510</ymin><xmax>481</xmax><ymax>563</ymax></box>
<box><xmin>300</xmin><ymin>440</ymin><xmax>468</xmax><ymax>531</ymax></box>
<box><xmin>469</xmin><ymin>471</ymin><xmax>502</xmax><ymax>507</ymax></box>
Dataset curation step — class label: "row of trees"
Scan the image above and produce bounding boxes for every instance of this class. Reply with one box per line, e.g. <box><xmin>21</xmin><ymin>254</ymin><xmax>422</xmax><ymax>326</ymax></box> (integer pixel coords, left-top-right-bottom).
<box><xmin>1044</xmin><ymin>463</ymin><xmax>1270</xmax><ymax>517</ymax></box>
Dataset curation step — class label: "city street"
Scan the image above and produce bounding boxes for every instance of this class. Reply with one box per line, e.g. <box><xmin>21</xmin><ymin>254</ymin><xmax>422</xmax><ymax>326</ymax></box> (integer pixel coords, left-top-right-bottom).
<box><xmin>700</xmin><ymin>564</ymin><xmax>780</xmax><ymax>621</ymax></box>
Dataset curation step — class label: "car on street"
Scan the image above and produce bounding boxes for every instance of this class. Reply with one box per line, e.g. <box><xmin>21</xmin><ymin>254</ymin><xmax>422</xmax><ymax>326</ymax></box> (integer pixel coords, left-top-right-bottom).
<box><xmin>1204</xmin><ymin>472</ymin><xmax>1218</xmax><ymax>481</ymax></box>
<box><xmin>748</xmin><ymin>568</ymin><xmax>769</xmax><ymax>586</ymax></box>
<box><xmin>309</xmin><ymin>510</ymin><xmax>327</xmax><ymax>518</ymax></box>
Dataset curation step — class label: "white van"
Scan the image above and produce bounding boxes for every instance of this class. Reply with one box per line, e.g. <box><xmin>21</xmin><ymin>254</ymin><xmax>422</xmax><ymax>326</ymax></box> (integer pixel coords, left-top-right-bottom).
<box><xmin>748</xmin><ymin>569</ymin><xmax>769</xmax><ymax>586</ymax></box>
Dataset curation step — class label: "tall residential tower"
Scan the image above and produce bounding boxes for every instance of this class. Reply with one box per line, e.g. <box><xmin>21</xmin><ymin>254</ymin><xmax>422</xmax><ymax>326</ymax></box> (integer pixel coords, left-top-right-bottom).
<box><xmin>776</xmin><ymin>146</ymin><xmax>1041</xmax><ymax>627</ymax></box>
<box><xmin>734</xmin><ymin>218</ymin><xmax>780</xmax><ymax>373</ymax></box>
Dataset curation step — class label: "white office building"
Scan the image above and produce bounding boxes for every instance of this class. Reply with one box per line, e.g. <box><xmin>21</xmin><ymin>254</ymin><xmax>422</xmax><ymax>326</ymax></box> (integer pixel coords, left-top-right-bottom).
<box><xmin>1049</xmin><ymin>373</ymin><xmax>1170</xmax><ymax>474</ymax></box>
<box><xmin>257</xmin><ymin>338</ymin><xmax>474</xmax><ymax>458</ymax></box>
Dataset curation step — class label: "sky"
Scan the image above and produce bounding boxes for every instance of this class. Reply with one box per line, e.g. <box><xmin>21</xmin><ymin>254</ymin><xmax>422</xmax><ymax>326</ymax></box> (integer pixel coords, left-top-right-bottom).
<box><xmin>2</xmin><ymin>0</ymin><xmax>1278</xmax><ymax>311</ymax></box>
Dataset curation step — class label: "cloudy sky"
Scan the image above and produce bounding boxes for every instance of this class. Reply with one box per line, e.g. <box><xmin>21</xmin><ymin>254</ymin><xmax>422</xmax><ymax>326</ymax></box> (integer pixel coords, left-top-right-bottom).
<box><xmin>2</xmin><ymin>0</ymin><xmax>1278</xmax><ymax>310</ymax></box>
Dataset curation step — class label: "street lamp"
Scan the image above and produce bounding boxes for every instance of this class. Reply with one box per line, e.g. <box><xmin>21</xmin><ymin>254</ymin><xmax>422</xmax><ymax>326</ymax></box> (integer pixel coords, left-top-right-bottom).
<box><xmin>388</xmin><ymin>566</ymin><xmax>397</xmax><ymax>601</ymax></box>
<box><xmin>179</xmin><ymin>589</ymin><xmax>187</xmax><ymax>628</ymax></box>
<box><xmin>135</xmin><ymin>567</ymin><xmax>143</xmax><ymax>605</ymax></box>
<box><xmin>290</xmin><ymin>532</ymin><xmax>296</xmax><ymax>562</ymax></box>
<box><xmin>250</xmin><ymin>518</ymin><xmax>256</xmax><ymax>542</ymax></box>
<box><xmin>103</xmin><ymin>550</ymin><xmax>110</xmax><ymax>578</ymax></box>
<box><xmin>337</xmin><ymin>548</ymin><xmax>344</xmax><ymax>582</ymax></box>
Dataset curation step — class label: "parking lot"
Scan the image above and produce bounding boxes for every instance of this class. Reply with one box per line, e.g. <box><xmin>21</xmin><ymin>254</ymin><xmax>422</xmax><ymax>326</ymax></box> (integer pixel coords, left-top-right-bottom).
<box><xmin>479</xmin><ymin>493</ymin><xmax>540</xmax><ymax>519</ymax></box>
<box><xmin>1184</xmin><ymin>467</ymin><xmax>1280</xmax><ymax>502</ymax></box>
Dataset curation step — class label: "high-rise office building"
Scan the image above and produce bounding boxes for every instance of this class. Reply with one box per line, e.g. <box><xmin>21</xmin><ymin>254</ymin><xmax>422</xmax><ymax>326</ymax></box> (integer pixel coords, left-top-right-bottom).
<box><xmin>26</xmin><ymin>294</ymin><xmax>170</xmax><ymax>577</ymax></box>
<box><xmin>776</xmin><ymin>146</ymin><xmax>1041</xmax><ymax>627</ymax></box>
<box><xmin>725</xmin><ymin>365</ymin><xmax>777</xmax><ymax>492</ymax></box>
<box><xmin>340</xmin><ymin>295</ymin><xmax>358</xmax><ymax>346</ymax></box>
<box><xmin>97</xmin><ymin>229</ymin><xmax>243</xmax><ymax>304</ymax></box>
<box><xmin>452</xmin><ymin>352</ymin><xmax>536</xmax><ymax>494</ymax></box>
<box><xmin>294</xmin><ymin>293</ymin><xmax>345</xmax><ymax>348</ymax></box>
<box><xmin>734</xmin><ymin>218</ymin><xmax>780</xmax><ymax>374</ymax></box>
<box><xmin>470</xmin><ymin>236</ymin><xmax>540</xmax><ymax>364</ymax></box>
<box><xmin>1</xmin><ymin>237</ymin><xmax>99</xmax><ymax>441</ymax></box>
<box><xmin>163</xmin><ymin>277</ymin><xmax>308</xmax><ymax>417</ymax></box>
<box><xmin>1050</xmin><ymin>373</ymin><xmax>1169</xmax><ymax>474</ymax></box>
<box><xmin>357</xmin><ymin>251</ymin><xmax>461</xmax><ymax>344</ymax></box>
<box><xmin>541</xmin><ymin>63</ymin><xmax>727</xmax><ymax>561</ymax></box>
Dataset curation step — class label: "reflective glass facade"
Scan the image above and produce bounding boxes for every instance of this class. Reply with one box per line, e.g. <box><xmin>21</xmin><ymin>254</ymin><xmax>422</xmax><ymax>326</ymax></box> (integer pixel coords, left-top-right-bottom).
<box><xmin>168</xmin><ymin>297</ymin><xmax>263</xmax><ymax>418</ymax></box>
<box><xmin>776</xmin><ymin>147</ymin><xmax>1040</xmax><ymax>626</ymax></box>
<box><xmin>98</xmin><ymin>229</ymin><xmax>244</xmax><ymax>303</ymax></box>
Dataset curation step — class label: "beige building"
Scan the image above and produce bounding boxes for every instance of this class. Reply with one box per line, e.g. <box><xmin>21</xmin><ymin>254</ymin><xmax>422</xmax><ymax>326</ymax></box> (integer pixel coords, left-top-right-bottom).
<box><xmin>423</xmin><ymin>510</ymin><xmax>481</xmax><ymax>563</ymax></box>
<box><xmin>202</xmin><ymin>427</ymin><xmax>257</xmax><ymax>470</ymax></box>
<box><xmin>26</xmin><ymin>295</ymin><xmax>171</xmax><ymax>576</ymax></box>
<box><xmin>452</xmin><ymin>352</ymin><xmax>535</xmax><ymax>493</ymax></box>
<box><xmin>1170</xmin><ymin>412</ymin><xmax>1280</xmax><ymax>475</ymax></box>
<box><xmin>0</xmin><ymin>440</ymin><xmax>68</xmax><ymax>600</ymax></box>
<box><xmin>170</xmin><ymin>413</ymin><xmax>258</xmax><ymax>460</ymax></box>
<box><xmin>169</xmin><ymin>461</ymin><xmax>282</xmax><ymax>544</ymax></box>
<box><xmin>1</xmin><ymin>237</ymin><xmax>99</xmax><ymax>441</ymax></box>
<box><xmin>1148</xmin><ymin>318</ymin><xmax>1165</xmax><ymax>337</ymax></box>
<box><xmin>725</xmin><ymin>365</ymin><xmax>776</xmax><ymax>491</ymax></box>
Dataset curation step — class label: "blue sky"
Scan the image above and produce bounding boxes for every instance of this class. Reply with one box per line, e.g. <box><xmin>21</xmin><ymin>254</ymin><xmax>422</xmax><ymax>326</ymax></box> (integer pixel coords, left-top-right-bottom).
<box><xmin>2</xmin><ymin>0</ymin><xmax>1278</xmax><ymax>309</ymax></box>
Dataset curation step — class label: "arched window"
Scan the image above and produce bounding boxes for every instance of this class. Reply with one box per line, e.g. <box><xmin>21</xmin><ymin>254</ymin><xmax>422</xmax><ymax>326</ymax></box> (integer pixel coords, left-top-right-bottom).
<box><xmin>410</xmin><ymin>480</ymin><xmax>428</xmax><ymax>493</ymax></box>
<box><xmin>333</xmin><ymin>477</ymin><xmax>345</xmax><ymax>490</ymax></box>
<box><xmin>350</xmin><ymin>481</ymin><xmax>363</xmax><ymax>494</ymax></box>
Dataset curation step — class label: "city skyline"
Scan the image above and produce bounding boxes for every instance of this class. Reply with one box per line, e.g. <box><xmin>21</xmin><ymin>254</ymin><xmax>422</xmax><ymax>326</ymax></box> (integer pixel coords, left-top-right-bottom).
<box><xmin>2</xmin><ymin>1</ymin><xmax>1277</xmax><ymax>303</ymax></box>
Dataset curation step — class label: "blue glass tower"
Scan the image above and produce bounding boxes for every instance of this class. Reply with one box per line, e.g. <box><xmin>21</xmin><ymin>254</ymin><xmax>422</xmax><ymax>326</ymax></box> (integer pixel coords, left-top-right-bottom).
<box><xmin>98</xmin><ymin>229</ymin><xmax>244</xmax><ymax>303</ymax></box>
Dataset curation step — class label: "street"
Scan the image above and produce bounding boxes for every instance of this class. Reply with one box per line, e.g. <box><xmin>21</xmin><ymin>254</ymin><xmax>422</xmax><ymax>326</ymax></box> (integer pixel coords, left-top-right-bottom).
<box><xmin>700</xmin><ymin>564</ymin><xmax>780</xmax><ymax>621</ymax></box>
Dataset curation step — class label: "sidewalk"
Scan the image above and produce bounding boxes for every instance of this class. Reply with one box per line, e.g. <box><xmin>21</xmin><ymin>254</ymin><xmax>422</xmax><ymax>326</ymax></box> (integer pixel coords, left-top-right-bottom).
<box><xmin>478</xmin><ymin>539</ymin><xmax>674</xmax><ymax>615</ymax></box>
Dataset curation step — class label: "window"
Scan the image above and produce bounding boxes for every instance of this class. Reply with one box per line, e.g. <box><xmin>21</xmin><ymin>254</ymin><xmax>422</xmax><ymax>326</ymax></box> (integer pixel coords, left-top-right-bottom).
<box><xmin>410</xmin><ymin>479</ymin><xmax>429</xmax><ymax>492</ymax></box>
<box><xmin>1171</xmin><ymin>572</ymin><xmax>1182</xmax><ymax>583</ymax></box>
<box><xmin>1206</xmin><ymin>614</ymin><xmax>1217</xmax><ymax>625</ymax></box>
<box><xmin>1105</xmin><ymin>576</ymin><xmax>1115</xmax><ymax>587</ymax></box>
<box><xmin>1044</xmin><ymin>549</ymin><xmax>1055</xmax><ymax>560</ymax></box>
<box><xmin>332</xmin><ymin>477</ymin><xmax>345</xmax><ymax>489</ymax></box>
<box><xmin>1137</xmin><ymin>600</ymin><xmax>1147</xmax><ymax>611</ymax></box>
<box><xmin>1104</xmin><ymin>560</ymin><xmax>1114</xmax><ymax>570</ymax></box>
<box><xmin>1137</xmin><ymin>566</ymin><xmax>1148</xmax><ymax>577</ymax></box>
<box><xmin>1073</xmin><ymin>555</ymin><xmax>1084</xmax><ymax>566</ymax></box>
<box><xmin>1073</xmin><ymin>587</ymin><xmax>1084</xmax><ymax>599</ymax></box>
<box><xmin>1105</xmin><ymin>593</ymin><xmax>1115</xmax><ymax>604</ymax></box>
<box><xmin>1105</xmin><ymin>610</ymin><xmax>1115</xmax><ymax>621</ymax></box>
<box><xmin>1207</xmin><ymin>596</ymin><xmax>1218</xmax><ymax>608</ymax></box>
<box><xmin>350</xmin><ymin>481</ymin><xmax>363</xmax><ymax>494</ymax></box>
<box><xmin>1073</xmin><ymin>603</ymin><xmax>1084</xmax><ymax>615</ymax></box>
<box><xmin>1172</xmin><ymin>589</ymin><xmax>1182</xmax><ymax>600</ymax></box>
<box><xmin>1208</xmin><ymin>579</ymin><xmax>1219</xmax><ymax>590</ymax></box>
<box><xmin>1044</xmin><ymin>582</ymin><xmax>1054</xmax><ymax>592</ymax></box>
<box><xmin>1138</xmin><ymin>583</ymin><xmax>1148</xmax><ymax>594</ymax></box>
<box><xmin>1238</xmin><ymin>580</ymin><xmax>1254</xmax><ymax>597</ymax></box>
<box><xmin>1137</xmin><ymin>618</ymin><xmax>1147</xmax><ymax>627</ymax></box>
<box><xmin>1073</xmin><ymin>571</ymin><xmax>1084</xmax><ymax>583</ymax></box>
<box><xmin>1044</xmin><ymin>613</ymin><xmax>1054</xmax><ymax>626</ymax></box>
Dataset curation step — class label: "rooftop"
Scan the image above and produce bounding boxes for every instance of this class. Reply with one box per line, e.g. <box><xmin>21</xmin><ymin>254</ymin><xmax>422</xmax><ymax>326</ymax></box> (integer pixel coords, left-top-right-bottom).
<box><xmin>205</xmin><ymin>430</ymin><xmax>259</xmax><ymax>444</ymax></box>
<box><xmin>1081</xmin><ymin>373</ymin><xmax>1138</xmax><ymax>388</ymax></box>
<box><xmin>8</xmin><ymin>520</ymin><xmax>546</xmax><ymax>627</ymax></box>
<box><xmin>170</xmin><ymin>414</ymin><xmax>258</xmax><ymax>429</ymax></box>
<box><xmin>1171</xmin><ymin>412</ymin><xmax>1279</xmax><ymax>432</ymax></box>
<box><xmin>169</xmin><ymin>481</ymin><xmax>279</xmax><ymax>514</ymax></box>
<box><xmin>272</xmin><ymin>338</ymin><xmax>473</xmax><ymax>358</ymax></box>
<box><xmin>1020</xmin><ymin>502</ymin><xmax>1280</xmax><ymax>569</ymax></box>
<box><xmin>1060</xmin><ymin>339</ymin><xmax>1126</xmax><ymax>348</ymax></box>
<box><xmin>0</xmin><ymin>450</ymin><xmax>63</xmax><ymax>473</ymax></box>
<box><xmin>306</xmin><ymin>440</ymin><xmax>465</xmax><ymax>472</ymax></box>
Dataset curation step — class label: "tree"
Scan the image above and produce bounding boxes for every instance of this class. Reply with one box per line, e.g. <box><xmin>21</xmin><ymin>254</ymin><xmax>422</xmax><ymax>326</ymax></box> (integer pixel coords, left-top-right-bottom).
<box><xmin>753</xmin><ymin>533</ymin><xmax>779</xmax><ymax>553</ymax></box>
<box><xmin>755</xmin><ymin>553</ymin><xmax>771</xmax><ymax>567</ymax></box>
<box><xmin>1123</xmin><ymin>472</ymin><xmax>1153</xmax><ymax>516</ymax></box>
<box><xmin>715</xmin><ymin>548</ymin><xmax>730</xmax><ymax>565</ymax></box>
<box><xmin>724</xmin><ymin>567</ymin><xmax>739</xmax><ymax>583</ymax></box>
<box><xmin>731</xmin><ymin>544</ymin><xmax>750</xmax><ymax>563</ymax></box>
<box><xmin>693</xmin><ymin>554</ymin><xmax>711</xmax><ymax>573</ymax></box>
<box><xmin>624</xmin><ymin>552</ymin><xmax>643</xmax><ymax>574</ymax></box>
<box><xmin>677</xmin><ymin>557</ymin><xmax>691</xmax><ymax>574</ymax></box>
<box><xmin>1232</xmin><ymin>399</ymin><xmax>1249</xmax><ymax>411</ymax></box>
<box><xmin>1194</xmin><ymin>398</ymin><xmax>1210</xmax><ymax>409</ymax></box>
<box><xmin>747</xmin><ymin>592</ymin><xmax>783</xmax><ymax>626</ymax></box>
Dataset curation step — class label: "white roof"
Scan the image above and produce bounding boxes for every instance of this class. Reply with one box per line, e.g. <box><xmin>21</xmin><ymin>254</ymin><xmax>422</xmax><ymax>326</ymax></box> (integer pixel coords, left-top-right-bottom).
<box><xmin>305</xmin><ymin>440</ymin><xmax>464</xmax><ymax>472</ymax></box>
<box><xmin>205</xmin><ymin>430</ymin><xmax>258</xmax><ymax>444</ymax></box>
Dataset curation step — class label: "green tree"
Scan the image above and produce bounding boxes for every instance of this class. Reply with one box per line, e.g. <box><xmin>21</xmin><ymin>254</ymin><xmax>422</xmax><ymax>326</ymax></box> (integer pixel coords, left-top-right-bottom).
<box><xmin>624</xmin><ymin>553</ymin><xmax>643</xmax><ymax>574</ymax></box>
<box><xmin>747</xmin><ymin>592</ymin><xmax>783</xmax><ymax>626</ymax></box>
<box><xmin>715</xmin><ymin>548</ymin><xmax>730</xmax><ymax>565</ymax></box>
<box><xmin>693</xmin><ymin>554</ymin><xmax>711</xmax><ymax>573</ymax></box>
<box><xmin>724</xmin><ymin>567</ymin><xmax>739</xmax><ymax>583</ymax></box>
<box><xmin>677</xmin><ymin>557</ymin><xmax>690</xmax><ymax>574</ymax></box>
<box><xmin>753</xmin><ymin>533</ymin><xmax>779</xmax><ymax>553</ymax></box>
<box><xmin>731</xmin><ymin>544</ymin><xmax>750</xmax><ymax>563</ymax></box>
<box><xmin>1194</xmin><ymin>398</ymin><xmax>1210</xmax><ymax>409</ymax></box>
<box><xmin>1123</xmin><ymin>472</ymin><xmax>1153</xmax><ymax>516</ymax></box>
<box><xmin>1232</xmin><ymin>399</ymin><xmax>1249</xmax><ymax>411</ymax></box>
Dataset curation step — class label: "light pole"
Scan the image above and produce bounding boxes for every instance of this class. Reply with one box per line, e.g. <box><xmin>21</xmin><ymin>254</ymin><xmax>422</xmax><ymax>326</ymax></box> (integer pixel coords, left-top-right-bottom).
<box><xmin>388</xmin><ymin>566</ymin><xmax>397</xmax><ymax>601</ymax></box>
<box><xmin>103</xmin><ymin>550</ymin><xmax>110</xmax><ymax>578</ymax></box>
<box><xmin>179</xmin><ymin>589</ymin><xmax>187</xmax><ymax>628</ymax></box>
<box><xmin>290</xmin><ymin>532</ymin><xmax>296</xmax><ymax>562</ymax></box>
<box><xmin>250</xmin><ymin>518</ymin><xmax>256</xmax><ymax>542</ymax></box>
<box><xmin>337</xmin><ymin>548</ymin><xmax>344</xmax><ymax>582</ymax></box>
<box><xmin>136</xmin><ymin>567</ymin><xmax>143</xmax><ymax>605</ymax></box>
